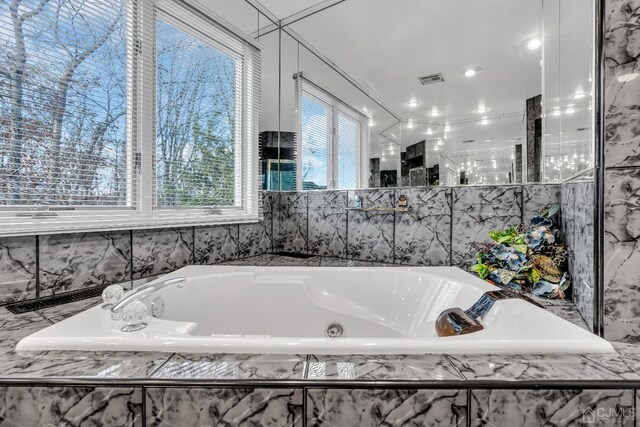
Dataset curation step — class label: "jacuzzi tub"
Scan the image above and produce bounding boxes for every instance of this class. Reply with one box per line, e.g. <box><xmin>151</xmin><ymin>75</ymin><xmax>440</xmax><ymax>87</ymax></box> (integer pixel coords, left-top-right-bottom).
<box><xmin>16</xmin><ymin>265</ymin><xmax>614</xmax><ymax>354</ymax></box>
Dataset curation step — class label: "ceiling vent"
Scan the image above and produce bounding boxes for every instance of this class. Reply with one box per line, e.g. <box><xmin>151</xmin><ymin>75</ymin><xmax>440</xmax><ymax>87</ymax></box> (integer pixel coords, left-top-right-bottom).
<box><xmin>462</xmin><ymin>139</ymin><xmax>475</xmax><ymax>143</ymax></box>
<box><xmin>418</xmin><ymin>73</ymin><xmax>445</xmax><ymax>85</ymax></box>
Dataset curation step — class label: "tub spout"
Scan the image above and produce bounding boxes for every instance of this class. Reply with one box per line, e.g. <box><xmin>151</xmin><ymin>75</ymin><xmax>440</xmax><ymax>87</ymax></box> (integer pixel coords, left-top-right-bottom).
<box><xmin>111</xmin><ymin>277</ymin><xmax>187</xmax><ymax>315</ymax></box>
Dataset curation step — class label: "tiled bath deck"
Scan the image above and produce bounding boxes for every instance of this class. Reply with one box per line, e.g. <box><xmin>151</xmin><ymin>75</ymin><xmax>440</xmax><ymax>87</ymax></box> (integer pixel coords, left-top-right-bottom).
<box><xmin>0</xmin><ymin>255</ymin><xmax>638</xmax><ymax>426</ymax></box>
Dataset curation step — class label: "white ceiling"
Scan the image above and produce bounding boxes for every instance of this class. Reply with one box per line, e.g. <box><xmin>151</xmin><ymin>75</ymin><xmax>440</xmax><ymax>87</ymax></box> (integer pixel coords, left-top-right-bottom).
<box><xmin>246</xmin><ymin>0</ymin><xmax>591</xmax><ymax>182</ymax></box>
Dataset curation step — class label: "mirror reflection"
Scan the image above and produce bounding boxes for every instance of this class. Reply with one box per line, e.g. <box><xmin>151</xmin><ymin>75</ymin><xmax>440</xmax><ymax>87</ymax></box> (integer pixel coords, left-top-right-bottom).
<box><xmin>229</xmin><ymin>0</ymin><xmax>594</xmax><ymax>190</ymax></box>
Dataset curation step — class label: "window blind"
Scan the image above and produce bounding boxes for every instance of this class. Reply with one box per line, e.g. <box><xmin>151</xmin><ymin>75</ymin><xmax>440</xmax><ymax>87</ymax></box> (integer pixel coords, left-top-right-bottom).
<box><xmin>0</xmin><ymin>0</ymin><xmax>261</xmax><ymax>235</ymax></box>
<box><xmin>295</xmin><ymin>73</ymin><xmax>367</xmax><ymax>190</ymax></box>
<box><xmin>299</xmin><ymin>92</ymin><xmax>331</xmax><ymax>190</ymax></box>
<box><xmin>337</xmin><ymin>111</ymin><xmax>360</xmax><ymax>189</ymax></box>
<box><xmin>0</xmin><ymin>0</ymin><xmax>131</xmax><ymax>206</ymax></box>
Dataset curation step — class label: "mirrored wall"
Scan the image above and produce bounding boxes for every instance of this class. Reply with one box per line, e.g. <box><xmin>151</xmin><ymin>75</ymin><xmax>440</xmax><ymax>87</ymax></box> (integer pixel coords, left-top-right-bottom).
<box><xmin>207</xmin><ymin>0</ymin><xmax>595</xmax><ymax>190</ymax></box>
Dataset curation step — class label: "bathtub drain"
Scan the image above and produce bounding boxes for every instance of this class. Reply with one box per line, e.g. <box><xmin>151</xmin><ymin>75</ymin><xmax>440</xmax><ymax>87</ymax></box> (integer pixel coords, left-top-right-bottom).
<box><xmin>326</xmin><ymin>322</ymin><xmax>344</xmax><ymax>338</ymax></box>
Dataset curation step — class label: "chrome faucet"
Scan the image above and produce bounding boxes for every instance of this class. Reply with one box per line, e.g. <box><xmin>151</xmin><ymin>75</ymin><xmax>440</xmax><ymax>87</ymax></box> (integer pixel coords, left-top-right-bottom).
<box><xmin>111</xmin><ymin>277</ymin><xmax>187</xmax><ymax>315</ymax></box>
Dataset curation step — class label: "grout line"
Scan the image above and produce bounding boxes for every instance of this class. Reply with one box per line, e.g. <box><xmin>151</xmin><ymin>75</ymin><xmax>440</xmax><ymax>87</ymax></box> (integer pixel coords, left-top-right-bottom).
<box><xmin>146</xmin><ymin>353</ymin><xmax>177</xmax><ymax>379</ymax></box>
<box><xmin>443</xmin><ymin>354</ymin><xmax>468</xmax><ymax>380</ymax></box>
<box><xmin>603</xmin><ymin>165</ymin><xmax>640</xmax><ymax>171</ymax></box>
<box><xmin>191</xmin><ymin>226</ymin><xmax>196</xmax><ymax>265</ymax></box>
<box><xmin>129</xmin><ymin>230</ymin><xmax>134</xmax><ymax>285</ymax></box>
<box><xmin>35</xmin><ymin>235</ymin><xmax>40</xmax><ymax>300</ymax></box>
<box><xmin>141</xmin><ymin>384</ymin><xmax>147</xmax><ymax>427</ymax></box>
<box><xmin>302</xmin><ymin>354</ymin><xmax>311</xmax><ymax>380</ymax></box>
<box><xmin>302</xmin><ymin>387</ymin><xmax>308</xmax><ymax>427</ymax></box>
<box><xmin>466</xmin><ymin>387</ymin><xmax>472</xmax><ymax>427</ymax></box>
<box><xmin>449</xmin><ymin>189</ymin><xmax>454</xmax><ymax>267</ymax></box>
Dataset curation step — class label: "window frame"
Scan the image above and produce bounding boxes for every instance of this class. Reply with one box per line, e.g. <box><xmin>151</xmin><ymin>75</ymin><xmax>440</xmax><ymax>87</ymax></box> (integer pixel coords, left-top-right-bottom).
<box><xmin>0</xmin><ymin>0</ymin><xmax>261</xmax><ymax>237</ymax></box>
<box><xmin>295</xmin><ymin>73</ymin><xmax>369</xmax><ymax>191</ymax></box>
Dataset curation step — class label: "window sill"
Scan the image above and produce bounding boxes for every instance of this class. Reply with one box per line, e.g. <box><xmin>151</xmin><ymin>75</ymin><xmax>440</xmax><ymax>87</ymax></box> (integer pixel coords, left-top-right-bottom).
<box><xmin>0</xmin><ymin>212</ymin><xmax>261</xmax><ymax>237</ymax></box>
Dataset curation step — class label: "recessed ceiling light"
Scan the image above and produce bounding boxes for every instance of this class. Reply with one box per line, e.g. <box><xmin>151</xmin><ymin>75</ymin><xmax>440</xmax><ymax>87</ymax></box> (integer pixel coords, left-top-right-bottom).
<box><xmin>462</xmin><ymin>67</ymin><xmax>481</xmax><ymax>78</ymax></box>
<box><xmin>526</xmin><ymin>37</ymin><xmax>542</xmax><ymax>50</ymax></box>
<box><xmin>406</xmin><ymin>100</ymin><xmax>421</xmax><ymax>108</ymax></box>
<box><xmin>565</xmin><ymin>107</ymin><xmax>576</xmax><ymax>114</ymax></box>
<box><xmin>369</xmin><ymin>120</ymin><xmax>375</xmax><ymax>127</ymax></box>
<box><xmin>444</xmin><ymin>123</ymin><xmax>451</xmax><ymax>132</ymax></box>
<box><xmin>406</xmin><ymin>120</ymin><xmax>415</xmax><ymax>129</ymax></box>
<box><xmin>426</xmin><ymin>128</ymin><xmax>433</xmax><ymax>135</ymax></box>
<box><xmin>485</xmin><ymin>138</ymin><xmax>493</xmax><ymax>142</ymax></box>
<box><xmin>429</xmin><ymin>108</ymin><xmax>441</xmax><ymax>117</ymax></box>
<box><xmin>573</xmin><ymin>92</ymin><xmax>588</xmax><ymax>100</ymax></box>
<box><xmin>475</xmin><ymin>106</ymin><xmax>489</xmax><ymax>114</ymax></box>
<box><xmin>480</xmin><ymin>117</ymin><xmax>490</xmax><ymax>125</ymax></box>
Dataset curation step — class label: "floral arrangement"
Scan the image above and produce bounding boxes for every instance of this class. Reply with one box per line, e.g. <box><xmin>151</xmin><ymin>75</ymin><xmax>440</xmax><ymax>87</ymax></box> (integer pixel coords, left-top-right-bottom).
<box><xmin>470</xmin><ymin>204</ymin><xmax>570</xmax><ymax>299</ymax></box>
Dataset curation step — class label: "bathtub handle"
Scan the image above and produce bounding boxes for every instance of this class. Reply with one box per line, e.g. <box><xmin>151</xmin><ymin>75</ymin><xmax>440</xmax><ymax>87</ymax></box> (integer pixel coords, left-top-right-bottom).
<box><xmin>111</xmin><ymin>277</ymin><xmax>187</xmax><ymax>317</ymax></box>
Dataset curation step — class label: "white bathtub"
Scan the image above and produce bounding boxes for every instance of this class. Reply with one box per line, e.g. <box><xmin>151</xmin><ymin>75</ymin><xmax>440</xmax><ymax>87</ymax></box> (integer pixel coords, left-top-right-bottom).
<box><xmin>16</xmin><ymin>265</ymin><xmax>614</xmax><ymax>355</ymax></box>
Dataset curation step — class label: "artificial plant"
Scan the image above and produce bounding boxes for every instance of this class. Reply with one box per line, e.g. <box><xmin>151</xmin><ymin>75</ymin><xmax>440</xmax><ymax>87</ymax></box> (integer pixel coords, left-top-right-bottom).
<box><xmin>470</xmin><ymin>204</ymin><xmax>570</xmax><ymax>299</ymax></box>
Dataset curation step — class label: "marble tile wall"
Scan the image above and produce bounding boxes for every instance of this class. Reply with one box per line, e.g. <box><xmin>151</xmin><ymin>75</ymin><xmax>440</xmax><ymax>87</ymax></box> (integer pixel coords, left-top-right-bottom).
<box><xmin>0</xmin><ymin>195</ymin><xmax>274</xmax><ymax>305</ymax></box>
<box><xmin>272</xmin><ymin>184</ymin><xmax>561</xmax><ymax>270</ymax></box>
<box><xmin>603</xmin><ymin>0</ymin><xmax>640</xmax><ymax>342</ymax></box>
<box><xmin>562</xmin><ymin>180</ymin><xmax>595</xmax><ymax>331</ymax></box>
<box><xmin>1</xmin><ymin>384</ymin><xmax>635</xmax><ymax>427</ymax></box>
<box><xmin>0</xmin><ymin>184</ymin><xmax>565</xmax><ymax>307</ymax></box>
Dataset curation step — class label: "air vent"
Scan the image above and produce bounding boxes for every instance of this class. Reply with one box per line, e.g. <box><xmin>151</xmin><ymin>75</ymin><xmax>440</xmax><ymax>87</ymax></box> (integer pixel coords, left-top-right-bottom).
<box><xmin>462</xmin><ymin>139</ymin><xmax>476</xmax><ymax>143</ymax></box>
<box><xmin>5</xmin><ymin>286</ymin><xmax>105</xmax><ymax>314</ymax></box>
<box><xmin>418</xmin><ymin>73</ymin><xmax>445</xmax><ymax>85</ymax></box>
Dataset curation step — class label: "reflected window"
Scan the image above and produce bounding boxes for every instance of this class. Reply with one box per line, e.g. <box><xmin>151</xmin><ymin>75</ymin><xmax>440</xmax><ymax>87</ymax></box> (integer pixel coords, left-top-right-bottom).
<box><xmin>296</xmin><ymin>76</ymin><xmax>367</xmax><ymax>190</ymax></box>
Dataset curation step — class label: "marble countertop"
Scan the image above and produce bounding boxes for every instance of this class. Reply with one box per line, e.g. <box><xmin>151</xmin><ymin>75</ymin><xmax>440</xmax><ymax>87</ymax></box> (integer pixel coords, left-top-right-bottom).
<box><xmin>1</xmin><ymin>254</ymin><xmax>638</xmax><ymax>385</ymax></box>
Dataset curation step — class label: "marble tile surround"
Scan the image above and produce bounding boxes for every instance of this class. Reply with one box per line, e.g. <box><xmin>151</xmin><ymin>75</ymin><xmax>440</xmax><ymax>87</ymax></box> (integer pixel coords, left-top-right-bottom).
<box><xmin>0</xmin><ymin>272</ymin><xmax>638</xmax><ymax>427</ymax></box>
<box><xmin>603</xmin><ymin>0</ymin><xmax>640</xmax><ymax>343</ymax></box>
<box><xmin>0</xmin><ymin>203</ymin><xmax>275</xmax><ymax>305</ymax></box>
<box><xmin>562</xmin><ymin>180</ymin><xmax>595</xmax><ymax>331</ymax></box>
<box><xmin>39</xmin><ymin>231</ymin><xmax>131</xmax><ymax>296</ymax></box>
<box><xmin>271</xmin><ymin>184</ymin><xmax>561</xmax><ymax>270</ymax></box>
<box><xmin>146</xmin><ymin>387</ymin><xmax>303</xmax><ymax>427</ymax></box>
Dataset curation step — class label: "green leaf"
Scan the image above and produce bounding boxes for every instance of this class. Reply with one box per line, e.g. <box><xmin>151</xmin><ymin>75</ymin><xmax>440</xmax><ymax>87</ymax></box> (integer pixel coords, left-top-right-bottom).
<box><xmin>512</xmin><ymin>244</ymin><xmax>528</xmax><ymax>254</ymax></box>
<box><xmin>472</xmin><ymin>263</ymin><xmax>490</xmax><ymax>279</ymax></box>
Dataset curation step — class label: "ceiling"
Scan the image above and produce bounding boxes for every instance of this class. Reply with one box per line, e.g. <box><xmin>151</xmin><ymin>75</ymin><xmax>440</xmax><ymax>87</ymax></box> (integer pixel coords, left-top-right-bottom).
<box><xmin>208</xmin><ymin>0</ymin><xmax>592</xmax><ymax>183</ymax></box>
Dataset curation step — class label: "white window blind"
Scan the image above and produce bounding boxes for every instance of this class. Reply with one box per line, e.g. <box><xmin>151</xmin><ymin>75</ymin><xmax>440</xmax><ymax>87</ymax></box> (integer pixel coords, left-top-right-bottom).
<box><xmin>300</xmin><ymin>92</ymin><xmax>331</xmax><ymax>190</ymax></box>
<box><xmin>337</xmin><ymin>111</ymin><xmax>360</xmax><ymax>189</ymax></box>
<box><xmin>295</xmin><ymin>73</ymin><xmax>367</xmax><ymax>190</ymax></box>
<box><xmin>0</xmin><ymin>0</ymin><xmax>130</xmax><ymax>207</ymax></box>
<box><xmin>0</xmin><ymin>0</ymin><xmax>261</xmax><ymax>236</ymax></box>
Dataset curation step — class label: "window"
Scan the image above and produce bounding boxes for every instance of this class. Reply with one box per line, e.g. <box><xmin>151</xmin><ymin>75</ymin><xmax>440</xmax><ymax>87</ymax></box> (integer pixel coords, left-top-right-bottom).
<box><xmin>295</xmin><ymin>74</ymin><xmax>368</xmax><ymax>190</ymax></box>
<box><xmin>0</xmin><ymin>0</ymin><xmax>261</xmax><ymax>236</ymax></box>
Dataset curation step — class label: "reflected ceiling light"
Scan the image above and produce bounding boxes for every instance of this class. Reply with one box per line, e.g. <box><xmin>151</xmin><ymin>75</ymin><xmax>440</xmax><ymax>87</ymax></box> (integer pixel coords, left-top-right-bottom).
<box><xmin>368</xmin><ymin>120</ymin><xmax>375</xmax><ymax>127</ymax></box>
<box><xmin>444</xmin><ymin>123</ymin><xmax>451</xmax><ymax>132</ymax></box>
<box><xmin>437</xmin><ymin>138</ymin><xmax>444</xmax><ymax>146</ymax></box>
<box><xmin>462</xmin><ymin>67</ymin><xmax>481</xmax><ymax>78</ymax></box>
<box><xmin>429</xmin><ymin>108</ymin><xmax>441</xmax><ymax>117</ymax></box>
<box><xmin>552</xmin><ymin>107</ymin><xmax>561</xmax><ymax>116</ymax></box>
<box><xmin>565</xmin><ymin>106</ymin><xmax>576</xmax><ymax>114</ymax></box>
<box><xmin>406</xmin><ymin>100</ymin><xmax>421</xmax><ymax>108</ymax></box>
<box><xmin>617</xmin><ymin>73</ymin><xmax>639</xmax><ymax>83</ymax></box>
<box><xmin>526</xmin><ymin>37</ymin><xmax>542</xmax><ymax>50</ymax></box>
<box><xmin>426</xmin><ymin>127</ymin><xmax>433</xmax><ymax>135</ymax></box>
<box><xmin>434</xmin><ymin>145</ymin><xmax>439</xmax><ymax>151</ymax></box>
<box><xmin>406</xmin><ymin>120</ymin><xmax>415</xmax><ymax>129</ymax></box>
<box><xmin>485</xmin><ymin>138</ymin><xmax>493</xmax><ymax>142</ymax></box>
<box><xmin>480</xmin><ymin>117</ymin><xmax>490</xmax><ymax>125</ymax></box>
<box><xmin>475</xmin><ymin>106</ymin><xmax>489</xmax><ymax>114</ymax></box>
<box><xmin>573</xmin><ymin>92</ymin><xmax>588</xmax><ymax>100</ymax></box>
